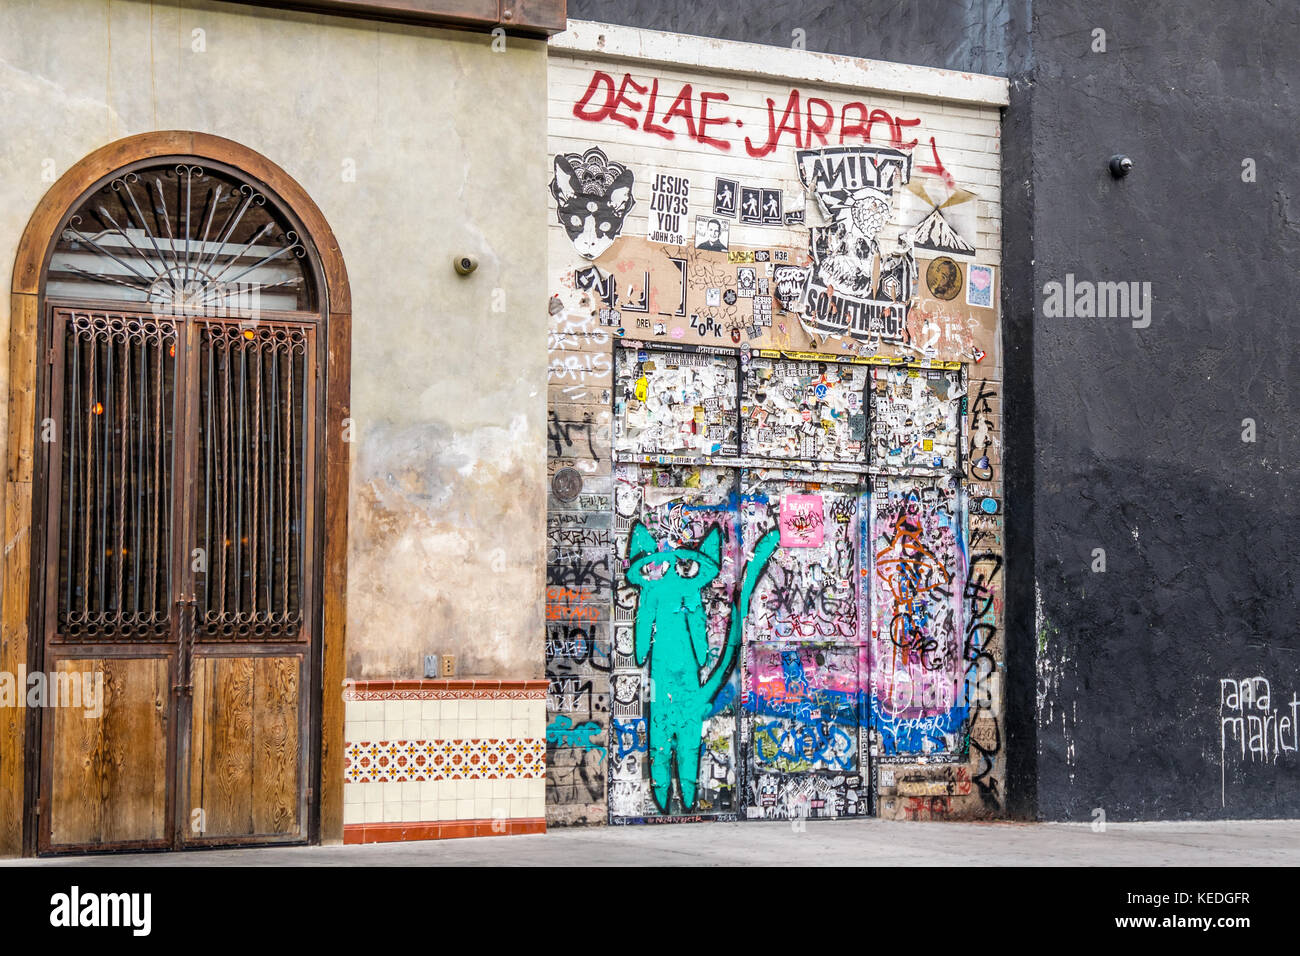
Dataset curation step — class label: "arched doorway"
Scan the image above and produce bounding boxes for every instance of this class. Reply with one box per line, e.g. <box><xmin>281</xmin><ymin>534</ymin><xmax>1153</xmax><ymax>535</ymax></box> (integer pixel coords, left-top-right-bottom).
<box><xmin>4</xmin><ymin>132</ymin><xmax>351</xmax><ymax>855</ymax></box>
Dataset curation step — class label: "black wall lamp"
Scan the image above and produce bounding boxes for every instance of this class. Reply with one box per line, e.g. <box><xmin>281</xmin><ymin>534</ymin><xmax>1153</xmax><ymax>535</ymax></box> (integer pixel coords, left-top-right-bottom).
<box><xmin>1109</xmin><ymin>154</ymin><xmax>1134</xmax><ymax>178</ymax></box>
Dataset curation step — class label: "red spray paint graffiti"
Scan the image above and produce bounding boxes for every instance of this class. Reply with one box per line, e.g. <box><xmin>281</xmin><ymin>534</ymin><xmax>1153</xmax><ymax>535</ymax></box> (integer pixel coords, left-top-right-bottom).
<box><xmin>572</xmin><ymin>70</ymin><xmax>952</xmax><ymax>185</ymax></box>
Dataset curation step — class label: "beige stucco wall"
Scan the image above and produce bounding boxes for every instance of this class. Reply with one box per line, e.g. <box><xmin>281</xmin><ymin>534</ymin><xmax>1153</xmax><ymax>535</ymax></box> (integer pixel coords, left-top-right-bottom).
<box><xmin>0</xmin><ymin>0</ymin><xmax>548</xmax><ymax>679</ymax></box>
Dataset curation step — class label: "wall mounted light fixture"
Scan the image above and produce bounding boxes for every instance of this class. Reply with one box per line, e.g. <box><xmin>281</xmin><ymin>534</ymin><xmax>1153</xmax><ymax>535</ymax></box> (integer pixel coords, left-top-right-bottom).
<box><xmin>1109</xmin><ymin>154</ymin><xmax>1134</xmax><ymax>178</ymax></box>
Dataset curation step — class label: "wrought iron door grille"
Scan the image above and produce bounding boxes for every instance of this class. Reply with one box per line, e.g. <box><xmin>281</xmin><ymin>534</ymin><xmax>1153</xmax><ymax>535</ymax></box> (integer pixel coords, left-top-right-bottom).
<box><xmin>56</xmin><ymin>312</ymin><xmax>176</xmax><ymax>641</ymax></box>
<box><xmin>196</xmin><ymin>321</ymin><xmax>308</xmax><ymax>641</ymax></box>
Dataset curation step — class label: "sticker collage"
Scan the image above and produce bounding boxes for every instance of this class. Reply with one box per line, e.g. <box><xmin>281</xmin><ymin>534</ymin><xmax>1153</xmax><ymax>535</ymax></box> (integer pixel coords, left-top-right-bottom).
<box><xmin>548</xmin><ymin>134</ymin><xmax>1001</xmax><ymax>824</ymax></box>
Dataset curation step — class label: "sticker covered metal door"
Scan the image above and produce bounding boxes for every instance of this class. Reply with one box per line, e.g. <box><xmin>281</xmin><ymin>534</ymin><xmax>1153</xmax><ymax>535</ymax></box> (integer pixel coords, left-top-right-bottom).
<box><xmin>739</xmin><ymin>478</ymin><xmax>869</xmax><ymax>820</ymax></box>
<box><xmin>609</xmin><ymin>464</ymin><xmax>752</xmax><ymax>820</ymax></box>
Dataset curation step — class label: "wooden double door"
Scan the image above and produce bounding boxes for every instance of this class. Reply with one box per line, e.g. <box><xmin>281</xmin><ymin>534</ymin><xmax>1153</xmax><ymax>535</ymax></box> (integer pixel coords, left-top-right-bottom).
<box><xmin>33</xmin><ymin>306</ymin><xmax>319</xmax><ymax>853</ymax></box>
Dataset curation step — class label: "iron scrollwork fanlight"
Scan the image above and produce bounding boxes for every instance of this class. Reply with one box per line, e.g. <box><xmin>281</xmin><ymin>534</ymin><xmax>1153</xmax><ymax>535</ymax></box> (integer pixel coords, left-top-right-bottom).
<box><xmin>50</xmin><ymin>162</ymin><xmax>314</xmax><ymax>313</ymax></box>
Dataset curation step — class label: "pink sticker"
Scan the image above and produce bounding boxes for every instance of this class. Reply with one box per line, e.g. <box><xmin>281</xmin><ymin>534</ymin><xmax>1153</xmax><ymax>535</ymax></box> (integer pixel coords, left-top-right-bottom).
<box><xmin>779</xmin><ymin>495</ymin><xmax>824</xmax><ymax>548</ymax></box>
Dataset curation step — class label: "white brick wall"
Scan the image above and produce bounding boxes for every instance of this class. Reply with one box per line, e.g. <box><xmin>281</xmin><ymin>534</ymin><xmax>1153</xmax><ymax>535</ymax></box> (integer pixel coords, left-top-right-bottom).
<box><xmin>544</xmin><ymin>23</ymin><xmax>1009</xmax><ymax>823</ymax></box>
<box><xmin>547</xmin><ymin>54</ymin><xmax>1004</xmax><ymax>269</ymax></box>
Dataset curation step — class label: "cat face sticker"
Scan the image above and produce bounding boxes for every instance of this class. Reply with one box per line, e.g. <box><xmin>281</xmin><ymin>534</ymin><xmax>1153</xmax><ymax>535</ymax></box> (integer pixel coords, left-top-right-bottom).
<box><xmin>550</xmin><ymin>147</ymin><xmax>636</xmax><ymax>259</ymax></box>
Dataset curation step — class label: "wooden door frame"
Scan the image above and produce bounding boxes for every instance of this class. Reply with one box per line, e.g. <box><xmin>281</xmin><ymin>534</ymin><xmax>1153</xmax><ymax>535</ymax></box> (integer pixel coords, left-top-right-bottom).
<box><xmin>1</xmin><ymin>131</ymin><xmax>352</xmax><ymax>856</ymax></box>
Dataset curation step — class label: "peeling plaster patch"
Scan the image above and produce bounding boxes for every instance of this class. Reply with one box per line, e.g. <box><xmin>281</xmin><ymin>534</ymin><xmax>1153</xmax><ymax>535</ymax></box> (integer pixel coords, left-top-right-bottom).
<box><xmin>356</xmin><ymin>414</ymin><xmax>535</xmax><ymax>505</ymax></box>
<box><xmin>346</xmin><ymin>416</ymin><xmax>545</xmax><ymax>679</ymax></box>
<box><xmin>446</xmin><ymin>413</ymin><xmax>534</xmax><ymax>478</ymax></box>
<box><xmin>1035</xmin><ymin>578</ymin><xmax>1045</xmax><ymax>654</ymax></box>
<box><xmin>0</xmin><ymin>57</ymin><xmax>123</xmax><ymax>120</ymax></box>
<box><xmin>1035</xmin><ymin>579</ymin><xmax>1076</xmax><ymax>774</ymax></box>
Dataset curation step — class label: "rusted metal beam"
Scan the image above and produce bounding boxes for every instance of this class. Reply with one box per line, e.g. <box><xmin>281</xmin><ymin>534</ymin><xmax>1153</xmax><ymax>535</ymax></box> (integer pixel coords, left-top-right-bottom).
<box><xmin>227</xmin><ymin>0</ymin><xmax>566</xmax><ymax>38</ymax></box>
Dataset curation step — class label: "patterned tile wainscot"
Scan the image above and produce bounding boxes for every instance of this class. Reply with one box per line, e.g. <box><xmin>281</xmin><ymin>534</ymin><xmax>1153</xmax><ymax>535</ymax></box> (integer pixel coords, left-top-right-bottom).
<box><xmin>342</xmin><ymin>679</ymin><xmax>548</xmax><ymax>844</ymax></box>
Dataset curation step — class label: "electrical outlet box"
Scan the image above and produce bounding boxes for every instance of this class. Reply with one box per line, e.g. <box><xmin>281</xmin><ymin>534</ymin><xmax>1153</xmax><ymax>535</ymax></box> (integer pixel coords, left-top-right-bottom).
<box><xmin>423</xmin><ymin>654</ymin><xmax>458</xmax><ymax>678</ymax></box>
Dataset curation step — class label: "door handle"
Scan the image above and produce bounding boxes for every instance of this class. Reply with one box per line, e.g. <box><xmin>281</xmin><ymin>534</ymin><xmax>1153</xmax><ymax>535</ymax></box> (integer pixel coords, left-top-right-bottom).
<box><xmin>172</xmin><ymin>595</ymin><xmax>199</xmax><ymax>695</ymax></box>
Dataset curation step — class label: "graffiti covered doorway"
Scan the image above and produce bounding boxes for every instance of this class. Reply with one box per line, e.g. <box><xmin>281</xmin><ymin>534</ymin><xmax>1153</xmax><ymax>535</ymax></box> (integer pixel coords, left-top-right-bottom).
<box><xmin>608</xmin><ymin>341</ymin><xmax>970</xmax><ymax>824</ymax></box>
<box><xmin>608</xmin><ymin>344</ymin><xmax>879</xmax><ymax>822</ymax></box>
<box><xmin>610</xmin><ymin>468</ymin><xmax>873</xmax><ymax>821</ymax></box>
<box><xmin>740</xmin><ymin>478</ymin><xmax>870</xmax><ymax>819</ymax></box>
<box><xmin>610</xmin><ymin>465</ymin><xmax>746</xmax><ymax>818</ymax></box>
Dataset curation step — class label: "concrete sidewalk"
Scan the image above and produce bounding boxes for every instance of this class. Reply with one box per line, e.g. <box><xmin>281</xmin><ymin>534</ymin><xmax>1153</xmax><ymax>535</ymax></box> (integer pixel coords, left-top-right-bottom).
<box><xmin>7</xmin><ymin>819</ymin><xmax>1299</xmax><ymax>866</ymax></box>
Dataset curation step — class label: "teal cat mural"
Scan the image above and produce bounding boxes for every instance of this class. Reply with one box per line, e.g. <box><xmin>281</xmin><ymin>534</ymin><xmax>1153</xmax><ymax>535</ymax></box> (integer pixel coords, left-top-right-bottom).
<box><xmin>627</xmin><ymin>521</ymin><xmax>781</xmax><ymax>812</ymax></box>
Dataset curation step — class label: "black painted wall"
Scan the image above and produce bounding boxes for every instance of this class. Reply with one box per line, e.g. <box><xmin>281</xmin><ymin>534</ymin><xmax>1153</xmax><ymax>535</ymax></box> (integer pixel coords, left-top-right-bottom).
<box><xmin>569</xmin><ymin>0</ymin><xmax>1300</xmax><ymax>820</ymax></box>
<box><xmin>1025</xmin><ymin>1</ymin><xmax>1300</xmax><ymax>821</ymax></box>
